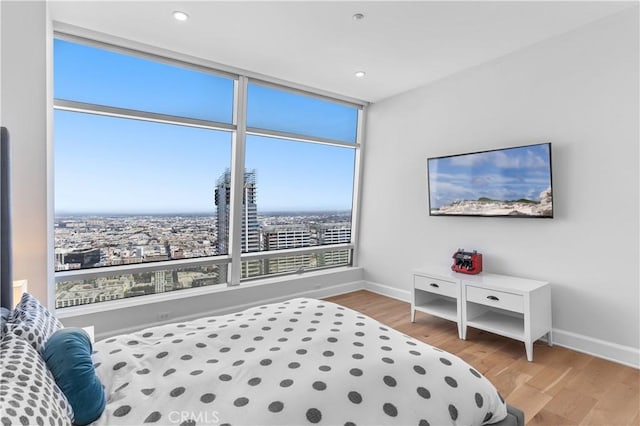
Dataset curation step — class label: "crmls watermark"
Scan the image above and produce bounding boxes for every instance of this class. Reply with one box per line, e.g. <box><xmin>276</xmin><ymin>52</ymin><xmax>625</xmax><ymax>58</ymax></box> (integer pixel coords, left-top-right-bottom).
<box><xmin>168</xmin><ymin>411</ymin><xmax>220</xmax><ymax>425</ymax></box>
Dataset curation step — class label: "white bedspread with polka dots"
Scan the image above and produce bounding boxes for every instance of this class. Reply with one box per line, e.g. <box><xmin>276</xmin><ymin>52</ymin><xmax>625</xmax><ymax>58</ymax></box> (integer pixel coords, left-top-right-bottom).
<box><xmin>91</xmin><ymin>298</ymin><xmax>507</xmax><ymax>426</ymax></box>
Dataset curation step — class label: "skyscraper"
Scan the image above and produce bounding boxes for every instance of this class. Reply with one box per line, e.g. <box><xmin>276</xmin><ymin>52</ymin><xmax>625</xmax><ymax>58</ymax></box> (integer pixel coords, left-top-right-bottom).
<box><xmin>261</xmin><ymin>224</ymin><xmax>312</xmax><ymax>274</ymax></box>
<box><xmin>312</xmin><ymin>222</ymin><xmax>352</xmax><ymax>266</ymax></box>
<box><xmin>215</xmin><ymin>169</ymin><xmax>261</xmax><ymax>278</ymax></box>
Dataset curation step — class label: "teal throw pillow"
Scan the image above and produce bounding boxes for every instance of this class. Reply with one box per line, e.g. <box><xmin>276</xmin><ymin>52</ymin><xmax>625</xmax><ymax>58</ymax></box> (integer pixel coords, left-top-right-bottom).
<box><xmin>42</xmin><ymin>328</ymin><xmax>106</xmax><ymax>426</ymax></box>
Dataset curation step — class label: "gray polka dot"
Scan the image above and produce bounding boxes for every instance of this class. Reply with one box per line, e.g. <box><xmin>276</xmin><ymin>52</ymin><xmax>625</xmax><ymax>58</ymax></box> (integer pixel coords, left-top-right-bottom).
<box><xmin>288</xmin><ymin>362</ymin><xmax>300</xmax><ymax>369</ymax></box>
<box><xmin>417</xmin><ymin>387</ymin><xmax>431</xmax><ymax>399</ymax></box>
<box><xmin>475</xmin><ymin>392</ymin><xmax>484</xmax><ymax>408</ymax></box>
<box><xmin>348</xmin><ymin>391</ymin><xmax>362</xmax><ymax>404</ymax></box>
<box><xmin>440</xmin><ymin>357</ymin><xmax>452</xmax><ymax>366</ymax></box>
<box><xmin>449</xmin><ymin>404</ymin><xmax>458</xmax><ymax>421</ymax></box>
<box><xmin>306</xmin><ymin>408</ymin><xmax>322</xmax><ymax>424</ymax></box>
<box><xmin>445</xmin><ymin>376</ymin><xmax>458</xmax><ymax>388</ymax></box>
<box><xmin>383</xmin><ymin>376</ymin><xmax>397</xmax><ymax>387</ymax></box>
<box><xmin>469</xmin><ymin>368</ymin><xmax>481</xmax><ymax>378</ymax></box>
<box><xmin>163</xmin><ymin>369</ymin><xmax>176</xmax><ymax>377</ymax></box>
<box><xmin>248</xmin><ymin>377</ymin><xmax>261</xmax><ymax>386</ymax></box>
<box><xmin>280</xmin><ymin>379</ymin><xmax>293</xmax><ymax>387</ymax></box>
<box><xmin>170</xmin><ymin>387</ymin><xmax>185</xmax><ymax>397</ymax></box>
<box><xmin>115</xmin><ymin>383</ymin><xmax>129</xmax><ymax>392</ymax></box>
<box><xmin>141</xmin><ymin>388</ymin><xmax>155</xmax><ymax>396</ymax></box>
<box><xmin>414</xmin><ymin>365</ymin><xmax>426</xmax><ymax>375</ymax></box>
<box><xmin>113</xmin><ymin>362</ymin><xmax>127</xmax><ymax>371</ymax></box>
<box><xmin>349</xmin><ymin>368</ymin><xmax>362</xmax><ymax>377</ymax></box>
<box><xmin>234</xmin><ymin>397</ymin><xmax>249</xmax><ymax>407</ymax></box>
<box><xmin>383</xmin><ymin>403</ymin><xmax>398</xmax><ymax>417</ymax></box>
<box><xmin>143</xmin><ymin>411</ymin><xmax>161</xmax><ymax>423</ymax></box>
<box><xmin>200</xmin><ymin>393</ymin><xmax>216</xmax><ymax>404</ymax></box>
<box><xmin>268</xmin><ymin>401</ymin><xmax>284</xmax><ymax>413</ymax></box>
<box><xmin>319</xmin><ymin>365</ymin><xmax>331</xmax><ymax>372</ymax></box>
<box><xmin>113</xmin><ymin>405</ymin><xmax>131</xmax><ymax>417</ymax></box>
<box><xmin>219</xmin><ymin>374</ymin><xmax>232</xmax><ymax>381</ymax></box>
<box><xmin>312</xmin><ymin>381</ymin><xmax>326</xmax><ymax>391</ymax></box>
<box><xmin>260</xmin><ymin>359</ymin><xmax>272</xmax><ymax>366</ymax></box>
<box><xmin>419</xmin><ymin>420</ymin><xmax>430</xmax><ymax>426</ymax></box>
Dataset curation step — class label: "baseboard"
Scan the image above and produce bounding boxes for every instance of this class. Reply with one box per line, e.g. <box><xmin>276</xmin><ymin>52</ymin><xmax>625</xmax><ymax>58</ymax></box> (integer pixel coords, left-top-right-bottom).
<box><xmin>362</xmin><ymin>280</ymin><xmax>639</xmax><ymax>369</ymax></box>
<box><xmin>551</xmin><ymin>329</ymin><xmax>639</xmax><ymax>369</ymax></box>
<box><xmin>363</xmin><ymin>280</ymin><xmax>411</xmax><ymax>302</ymax></box>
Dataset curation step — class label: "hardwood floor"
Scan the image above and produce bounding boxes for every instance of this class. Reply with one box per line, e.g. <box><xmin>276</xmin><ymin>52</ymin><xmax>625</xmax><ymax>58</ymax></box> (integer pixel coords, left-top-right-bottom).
<box><xmin>325</xmin><ymin>290</ymin><xmax>640</xmax><ymax>426</ymax></box>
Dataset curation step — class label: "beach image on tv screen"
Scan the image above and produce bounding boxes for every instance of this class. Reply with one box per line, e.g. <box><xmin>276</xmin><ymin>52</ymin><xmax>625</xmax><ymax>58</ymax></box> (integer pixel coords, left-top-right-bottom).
<box><xmin>428</xmin><ymin>143</ymin><xmax>552</xmax><ymax>217</ymax></box>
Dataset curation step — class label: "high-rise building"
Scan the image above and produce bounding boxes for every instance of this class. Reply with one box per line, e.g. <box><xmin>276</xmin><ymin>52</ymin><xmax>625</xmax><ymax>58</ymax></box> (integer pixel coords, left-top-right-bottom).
<box><xmin>314</xmin><ymin>222</ymin><xmax>351</xmax><ymax>245</ymax></box>
<box><xmin>262</xmin><ymin>224</ymin><xmax>311</xmax><ymax>250</ymax></box>
<box><xmin>215</xmin><ymin>169</ymin><xmax>260</xmax><ymax>278</ymax></box>
<box><xmin>261</xmin><ymin>224</ymin><xmax>312</xmax><ymax>274</ymax></box>
<box><xmin>61</xmin><ymin>248</ymin><xmax>101</xmax><ymax>269</ymax></box>
<box><xmin>215</xmin><ymin>169</ymin><xmax>260</xmax><ymax>254</ymax></box>
<box><xmin>312</xmin><ymin>222</ymin><xmax>352</xmax><ymax>266</ymax></box>
<box><xmin>153</xmin><ymin>270</ymin><xmax>173</xmax><ymax>294</ymax></box>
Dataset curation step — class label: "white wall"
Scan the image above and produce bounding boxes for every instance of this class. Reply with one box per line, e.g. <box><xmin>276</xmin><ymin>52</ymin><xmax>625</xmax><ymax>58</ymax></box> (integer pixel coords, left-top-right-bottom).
<box><xmin>1</xmin><ymin>1</ymin><xmax>49</xmax><ymax>305</ymax></box>
<box><xmin>360</xmin><ymin>9</ymin><xmax>639</xmax><ymax>365</ymax></box>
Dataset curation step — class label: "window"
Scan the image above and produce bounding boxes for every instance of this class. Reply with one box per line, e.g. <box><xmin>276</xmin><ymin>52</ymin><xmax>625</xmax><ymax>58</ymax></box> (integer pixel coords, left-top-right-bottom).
<box><xmin>53</xmin><ymin>37</ymin><xmax>363</xmax><ymax>308</ymax></box>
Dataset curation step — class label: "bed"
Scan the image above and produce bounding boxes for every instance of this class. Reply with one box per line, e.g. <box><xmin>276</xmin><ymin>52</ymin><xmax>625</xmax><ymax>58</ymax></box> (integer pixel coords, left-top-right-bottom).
<box><xmin>0</xmin><ymin>125</ymin><xmax>524</xmax><ymax>426</ymax></box>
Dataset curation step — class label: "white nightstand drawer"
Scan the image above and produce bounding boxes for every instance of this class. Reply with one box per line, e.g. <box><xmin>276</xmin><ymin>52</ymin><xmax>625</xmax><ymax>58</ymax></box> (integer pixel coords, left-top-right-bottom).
<box><xmin>466</xmin><ymin>285</ymin><xmax>523</xmax><ymax>313</ymax></box>
<box><xmin>415</xmin><ymin>275</ymin><xmax>457</xmax><ymax>298</ymax></box>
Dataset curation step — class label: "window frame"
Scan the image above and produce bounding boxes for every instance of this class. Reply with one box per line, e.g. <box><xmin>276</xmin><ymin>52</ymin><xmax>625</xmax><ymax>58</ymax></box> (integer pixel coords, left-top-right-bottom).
<box><xmin>52</xmin><ymin>31</ymin><xmax>366</xmax><ymax>309</ymax></box>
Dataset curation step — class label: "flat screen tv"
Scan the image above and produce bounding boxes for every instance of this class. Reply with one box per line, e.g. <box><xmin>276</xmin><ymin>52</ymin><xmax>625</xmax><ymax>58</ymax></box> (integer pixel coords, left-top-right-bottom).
<box><xmin>427</xmin><ymin>142</ymin><xmax>553</xmax><ymax>218</ymax></box>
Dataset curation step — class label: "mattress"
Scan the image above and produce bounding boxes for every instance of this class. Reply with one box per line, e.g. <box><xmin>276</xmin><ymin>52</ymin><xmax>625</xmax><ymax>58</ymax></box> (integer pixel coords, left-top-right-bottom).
<box><xmin>91</xmin><ymin>298</ymin><xmax>508</xmax><ymax>425</ymax></box>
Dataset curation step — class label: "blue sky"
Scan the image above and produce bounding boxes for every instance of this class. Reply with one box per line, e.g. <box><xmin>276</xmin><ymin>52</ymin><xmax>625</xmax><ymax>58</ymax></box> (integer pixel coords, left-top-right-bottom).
<box><xmin>428</xmin><ymin>144</ymin><xmax>552</xmax><ymax>209</ymax></box>
<box><xmin>54</xmin><ymin>39</ymin><xmax>356</xmax><ymax>214</ymax></box>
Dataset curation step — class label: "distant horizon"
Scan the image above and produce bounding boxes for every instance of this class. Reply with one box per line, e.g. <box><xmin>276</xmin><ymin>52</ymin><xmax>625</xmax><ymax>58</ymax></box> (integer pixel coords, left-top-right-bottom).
<box><xmin>55</xmin><ymin>209</ymin><xmax>352</xmax><ymax>217</ymax></box>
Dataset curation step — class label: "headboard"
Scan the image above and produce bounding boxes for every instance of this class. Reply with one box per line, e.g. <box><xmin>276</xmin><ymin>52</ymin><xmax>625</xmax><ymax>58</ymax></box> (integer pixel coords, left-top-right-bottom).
<box><xmin>1</xmin><ymin>126</ymin><xmax>13</xmax><ymax>309</ymax></box>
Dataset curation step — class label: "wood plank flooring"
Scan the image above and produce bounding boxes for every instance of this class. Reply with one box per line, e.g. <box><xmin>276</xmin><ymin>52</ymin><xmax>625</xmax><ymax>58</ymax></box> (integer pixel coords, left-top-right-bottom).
<box><xmin>325</xmin><ymin>290</ymin><xmax>639</xmax><ymax>425</ymax></box>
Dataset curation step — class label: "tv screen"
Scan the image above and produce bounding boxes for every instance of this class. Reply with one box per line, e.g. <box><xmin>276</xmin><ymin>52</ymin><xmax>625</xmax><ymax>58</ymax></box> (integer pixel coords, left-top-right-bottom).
<box><xmin>427</xmin><ymin>142</ymin><xmax>553</xmax><ymax>218</ymax></box>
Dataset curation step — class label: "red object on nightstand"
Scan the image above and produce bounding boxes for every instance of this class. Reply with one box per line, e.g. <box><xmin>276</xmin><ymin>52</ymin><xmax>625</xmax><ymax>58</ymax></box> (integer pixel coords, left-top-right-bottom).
<box><xmin>451</xmin><ymin>249</ymin><xmax>483</xmax><ymax>274</ymax></box>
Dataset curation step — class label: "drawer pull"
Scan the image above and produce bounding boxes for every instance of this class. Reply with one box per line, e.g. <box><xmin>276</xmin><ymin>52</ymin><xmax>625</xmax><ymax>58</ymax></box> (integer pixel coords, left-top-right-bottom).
<box><xmin>429</xmin><ymin>283</ymin><xmax>440</xmax><ymax>288</ymax></box>
<box><xmin>486</xmin><ymin>295</ymin><xmax>500</xmax><ymax>301</ymax></box>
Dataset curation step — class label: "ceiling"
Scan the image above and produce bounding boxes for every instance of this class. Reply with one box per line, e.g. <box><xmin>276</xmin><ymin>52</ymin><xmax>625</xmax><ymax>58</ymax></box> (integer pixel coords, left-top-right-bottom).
<box><xmin>48</xmin><ymin>1</ymin><xmax>635</xmax><ymax>103</ymax></box>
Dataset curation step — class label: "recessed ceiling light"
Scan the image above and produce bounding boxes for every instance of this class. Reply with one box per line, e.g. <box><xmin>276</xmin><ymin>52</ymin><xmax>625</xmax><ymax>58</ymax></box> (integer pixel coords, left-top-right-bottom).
<box><xmin>355</xmin><ymin>71</ymin><xmax>366</xmax><ymax>78</ymax></box>
<box><xmin>352</xmin><ymin>13</ymin><xmax>365</xmax><ymax>21</ymax></box>
<box><xmin>172</xmin><ymin>11</ymin><xmax>189</xmax><ymax>21</ymax></box>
